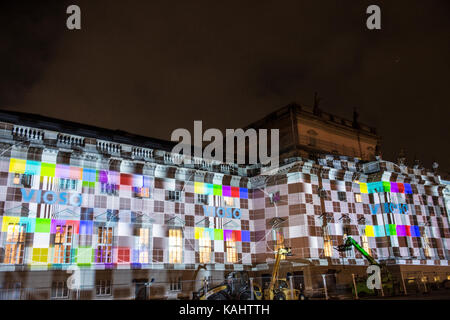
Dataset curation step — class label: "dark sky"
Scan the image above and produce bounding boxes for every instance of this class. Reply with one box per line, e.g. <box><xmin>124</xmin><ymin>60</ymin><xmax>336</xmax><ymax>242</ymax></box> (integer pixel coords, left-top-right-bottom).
<box><xmin>1</xmin><ymin>1</ymin><xmax>449</xmax><ymax>174</ymax></box>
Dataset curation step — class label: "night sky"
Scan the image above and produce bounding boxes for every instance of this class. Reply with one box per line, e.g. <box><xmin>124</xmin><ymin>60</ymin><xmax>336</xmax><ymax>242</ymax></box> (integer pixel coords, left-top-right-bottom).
<box><xmin>1</xmin><ymin>1</ymin><xmax>449</xmax><ymax>174</ymax></box>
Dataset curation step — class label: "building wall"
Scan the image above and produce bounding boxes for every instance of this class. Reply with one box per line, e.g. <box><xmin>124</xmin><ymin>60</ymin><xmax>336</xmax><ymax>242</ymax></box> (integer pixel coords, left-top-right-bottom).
<box><xmin>0</xmin><ymin>116</ymin><xmax>448</xmax><ymax>299</ymax></box>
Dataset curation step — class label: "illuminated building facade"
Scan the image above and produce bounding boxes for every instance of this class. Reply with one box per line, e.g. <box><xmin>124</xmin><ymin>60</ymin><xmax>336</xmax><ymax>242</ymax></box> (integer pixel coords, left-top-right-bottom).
<box><xmin>0</xmin><ymin>108</ymin><xmax>448</xmax><ymax>299</ymax></box>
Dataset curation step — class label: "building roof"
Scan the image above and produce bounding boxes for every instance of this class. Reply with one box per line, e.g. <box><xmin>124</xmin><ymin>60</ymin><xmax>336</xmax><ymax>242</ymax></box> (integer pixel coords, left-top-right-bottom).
<box><xmin>0</xmin><ymin>109</ymin><xmax>176</xmax><ymax>152</ymax></box>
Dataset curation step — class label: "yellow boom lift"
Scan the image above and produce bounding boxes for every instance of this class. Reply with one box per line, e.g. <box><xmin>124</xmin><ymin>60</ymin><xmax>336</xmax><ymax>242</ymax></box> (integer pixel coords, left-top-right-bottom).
<box><xmin>263</xmin><ymin>247</ymin><xmax>306</xmax><ymax>300</ymax></box>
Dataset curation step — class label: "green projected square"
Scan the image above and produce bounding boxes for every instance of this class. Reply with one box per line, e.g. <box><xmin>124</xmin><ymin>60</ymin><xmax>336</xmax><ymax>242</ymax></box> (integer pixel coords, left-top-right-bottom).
<box><xmin>89</xmin><ymin>182</ymin><xmax>95</xmax><ymax>188</ymax></box>
<box><xmin>214</xmin><ymin>229</ymin><xmax>223</xmax><ymax>240</ymax></box>
<box><xmin>77</xmin><ymin>247</ymin><xmax>93</xmax><ymax>265</ymax></box>
<box><xmin>389</xmin><ymin>224</ymin><xmax>397</xmax><ymax>236</ymax></box>
<box><xmin>41</xmin><ymin>163</ymin><xmax>56</xmax><ymax>177</ymax></box>
<box><xmin>35</xmin><ymin>218</ymin><xmax>51</xmax><ymax>233</ymax></box>
<box><xmin>213</xmin><ymin>184</ymin><xmax>222</xmax><ymax>196</ymax></box>
<box><xmin>382</xmin><ymin>181</ymin><xmax>391</xmax><ymax>192</ymax></box>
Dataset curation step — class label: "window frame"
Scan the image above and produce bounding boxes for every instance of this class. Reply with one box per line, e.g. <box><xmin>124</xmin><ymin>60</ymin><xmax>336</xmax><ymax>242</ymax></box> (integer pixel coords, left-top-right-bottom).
<box><xmin>53</xmin><ymin>224</ymin><xmax>74</xmax><ymax>264</ymax></box>
<box><xmin>96</xmin><ymin>226</ymin><xmax>114</xmax><ymax>264</ymax></box>
<box><xmin>3</xmin><ymin>223</ymin><xmax>26</xmax><ymax>265</ymax></box>
<box><xmin>168</xmin><ymin>228</ymin><xmax>183</xmax><ymax>264</ymax></box>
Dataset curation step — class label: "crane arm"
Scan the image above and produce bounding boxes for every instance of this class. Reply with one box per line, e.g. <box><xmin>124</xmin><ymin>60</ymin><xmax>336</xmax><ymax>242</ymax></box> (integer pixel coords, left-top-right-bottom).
<box><xmin>341</xmin><ymin>236</ymin><xmax>380</xmax><ymax>266</ymax></box>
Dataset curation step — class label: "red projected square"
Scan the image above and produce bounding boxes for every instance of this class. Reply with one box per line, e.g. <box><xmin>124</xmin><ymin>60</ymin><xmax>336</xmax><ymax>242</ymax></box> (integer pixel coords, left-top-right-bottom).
<box><xmin>231</xmin><ymin>187</ymin><xmax>240</xmax><ymax>198</ymax></box>
<box><xmin>120</xmin><ymin>173</ymin><xmax>133</xmax><ymax>186</ymax></box>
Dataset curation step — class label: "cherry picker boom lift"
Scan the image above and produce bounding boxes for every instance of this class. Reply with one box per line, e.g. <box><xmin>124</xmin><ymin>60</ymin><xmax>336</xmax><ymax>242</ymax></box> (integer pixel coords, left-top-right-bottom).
<box><xmin>336</xmin><ymin>235</ymin><xmax>400</xmax><ymax>297</ymax></box>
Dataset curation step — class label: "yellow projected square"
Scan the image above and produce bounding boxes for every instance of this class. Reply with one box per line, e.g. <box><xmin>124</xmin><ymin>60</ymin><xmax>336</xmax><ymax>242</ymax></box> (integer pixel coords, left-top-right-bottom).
<box><xmin>9</xmin><ymin>158</ymin><xmax>26</xmax><ymax>174</ymax></box>
<box><xmin>365</xmin><ymin>225</ymin><xmax>375</xmax><ymax>237</ymax></box>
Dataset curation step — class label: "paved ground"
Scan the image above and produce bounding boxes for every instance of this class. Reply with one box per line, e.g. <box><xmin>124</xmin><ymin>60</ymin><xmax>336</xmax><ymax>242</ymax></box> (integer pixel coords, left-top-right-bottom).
<box><xmin>364</xmin><ymin>289</ymin><xmax>450</xmax><ymax>300</ymax></box>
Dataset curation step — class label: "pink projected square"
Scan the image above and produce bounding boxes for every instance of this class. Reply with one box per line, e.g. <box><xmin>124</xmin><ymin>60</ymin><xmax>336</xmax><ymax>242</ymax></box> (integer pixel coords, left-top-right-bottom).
<box><xmin>55</xmin><ymin>164</ymin><xmax>70</xmax><ymax>179</ymax></box>
<box><xmin>108</xmin><ymin>171</ymin><xmax>120</xmax><ymax>185</ymax></box>
<box><xmin>69</xmin><ymin>167</ymin><xmax>82</xmax><ymax>180</ymax></box>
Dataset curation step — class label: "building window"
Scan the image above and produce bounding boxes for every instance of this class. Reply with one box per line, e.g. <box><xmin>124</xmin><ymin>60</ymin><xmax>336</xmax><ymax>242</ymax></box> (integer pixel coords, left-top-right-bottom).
<box><xmin>338</xmin><ymin>192</ymin><xmax>347</xmax><ymax>202</ymax></box>
<box><xmin>169</xmin><ymin>228</ymin><xmax>182</xmax><ymax>263</ymax></box>
<box><xmin>355</xmin><ymin>194</ymin><xmax>362</xmax><ymax>203</ymax></box>
<box><xmin>0</xmin><ymin>282</ymin><xmax>22</xmax><ymax>300</ymax></box>
<box><xmin>323</xmin><ymin>226</ymin><xmax>332</xmax><ymax>258</ymax></box>
<box><xmin>13</xmin><ymin>173</ymin><xmax>33</xmax><ymax>188</ymax></box>
<box><xmin>51</xmin><ymin>281</ymin><xmax>69</xmax><ymax>299</ymax></box>
<box><xmin>53</xmin><ymin>225</ymin><xmax>73</xmax><ymax>264</ymax></box>
<box><xmin>168</xmin><ymin>190</ymin><xmax>181</xmax><ymax>202</ymax></box>
<box><xmin>197</xmin><ymin>194</ymin><xmax>209</xmax><ymax>205</ymax></box>
<box><xmin>96</xmin><ymin>280</ymin><xmax>112</xmax><ymax>296</ymax></box>
<box><xmin>133</xmin><ymin>187</ymin><xmax>150</xmax><ymax>198</ymax></box>
<box><xmin>226</xmin><ymin>240</ymin><xmax>237</xmax><ymax>263</ymax></box>
<box><xmin>96</xmin><ymin>227</ymin><xmax>113</xmax><ymax>263</ymax></box>
<box><xmin>59</xmin><ymin>178</ymin><xmax>78</xmax><ymax>190</ymax></box>
<box><xmin>138</xmin><ymin>227</ymin><xmax>150</xmax><ymax>264</ymax></box>
<box><xmin>4</xmin><ymin>223</ymin><xmax>26</xmax><ymax>264</ymax></box>
<box><xmin>100</xmin><ymin>183</ymin><xmax>118</xmax><ymax>196</ymax></box>
<box><xmin>361</xmin><ymin>234</ymin><xmax>371</xmax><ymax>256</ymax></box>
<box><xmin>223</xmin><ymin>196</ymin><xmax>235</xmax><ymax>207</ymax></box>
<box><xmin>199</xmin><ymin>232</ymin><xmax>211</xmax><ymax>263</ymax></box>
<box><xmin>169</xmin><ymin>277</ymin><xmax>182</xmax><ymax>292</ymax></box>
<box><xmin>422</xmin><ymin>234</ymin><xmax>431</xmax><ymax>258</ymax></box>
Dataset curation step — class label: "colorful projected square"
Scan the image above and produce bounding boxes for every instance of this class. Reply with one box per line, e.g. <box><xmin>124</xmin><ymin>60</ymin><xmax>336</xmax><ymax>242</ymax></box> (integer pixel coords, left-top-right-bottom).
<box><xmin>382</xmin><ymin>181</ymin><xmax>391</xmax><ymax>192</ymax></box>
<box><xmin>397</xmin><ymin>183</ymin><xmax>405</xmax><ymax>193</ymax></box>
<box><xmin>230</xmin><ymin>187</ymin><xmax>239</xmax><ymax>198</ymax></box>
<box><xmin>40</xmin><ymin>163</ymin><xmax>56</xmax><ymax>177</ymax></box>
<box><xmin>55</xmin><ymin>164</ymin><xmax>70</xmax><ymax>179</ymax></box>
<box><xmin>120</xmin><ymin>173</ymin><xmax>133</xmax><ymax>186</ymax></box>
<box><xmin>370</xmin><ymin>181</ymin><xmax>384</xmax><ymax>193</ymax></box>
<box><xmin>232</xmin><ymin>230</ymin><xmax>241</xmax><ymax>241</ymax></box>
<box><xmin>143</xmin><ymin>176</ymin><xmax>151</xmax><ymax>188</ymax></box>
<box><xmin>80</xmin><ymin>220</ymin><xmax>93</xmax><ymax>235</ymax></box>
<box><xmin>222</xmin><ymin>186</ymin><xmax>231</xmax><ymax>197</ymax></box>
<box><xmin>194</xmin><ymin>227</ymin><xmax>203</xmax><ymax>239</ymax></box>
<box><xmin>240</xmin><ymin>188</ymin><xmax>248</xmax><ymax>199</ymax></box>
<box><xmin>194</xmin><ymin>182</ymin><xmax>204</xmax><ymax>194</ymax></box>
<box><xmin>214</xmin><ymin>229</ymin><xmax>223</xmax><ymax>240</ymax></box>
<box><xmin>390</xmin><ymin>182</ymin><xmax>399</xmax><ymax>193</ymax></box>
<box><xmin>118</xmin><ymin>248</ymin><xmax>130</xmax><ymax>263</ymax></box>
<box><xmin>374</xmin><ymin>225</ymin><xmax>385</xmax><ymax>237</ymax></box>
<box><xmin>205</xmin><ymin>184</ymin><xmax>214</xmax><ymax>195</ymax></box>
<box><xmin>69</xmin><ymin>166</ymin><xmax>82</xmax><ymax>180</ymax></box>
<box><xmin>1</xmin><ymin>216</ymin><xmax>20</xmax><ymax>232</ymax></box>
<box><xmin>99</xmin><ymin>170</ymin><xmax>108</xmax><ymax>183</ymax></box>
<box><xmin>396</xmin><ymin>225</ymin><xmax>406</xmax><ymax>236</ymax></box>
<box><xmin>241</xmin><ymin>230</ymin><xmax>250</xmax><ymax>242</ymax></box>
<box><xmin>388</xmin><ymin>224</ymin><xmax>397</xmax><ymax>236</ymax></box>
<box><xmin>405</xmin><ymin>225</ymin><xmax>411</xmax><ymax>236</ymax></box>
<box><xmin>35</xmin><ymin>218</ymin><xmax>51</xmax><ymax>233</ymax></box>
<box><xmin>83</xmin><ymin>168</ymin><xmax>97</xmax><ymax>182</ymax></box>
<box><xmin>213</xmin><ymin>184</ymin><xmax>222</xmax><ymax>196</ymax></box>
<box><xmin>32</xmin><ymin>248</ymin><xmax>49</xmax><ymax>263</ymax></box>
<box><xmin>365</xmin><ymin>225</ymin><xmax>374</xmax><ymax>237</ymax></box>
<box><xmin>224</xmin><ymin>229</ymin><xmax>233</xmax><ymax>241</ymax></box>
<box><xmin>9</xmin><ymin>158</ymin><xmax>26</xmax><ymax>174</ymax></box>
<box><xmin>77</xmin><ymin>247</ymin><xmax>93</xmax><ymax>265</ymax></box>
<box><xmin>359</xmin><ymin>183</ymin><xmax>368</xmax><ymax>194</ymax></box>
<box><xmin>412</xmin><ymin>225</ymin><xmax>420</xmax><ymax>237</ymax></box>
<box><xmin>404</xmin><ymin>183</ymin><xmax>413</xmax><ymax>194</ymax></box>
<box><xmin>25</xmin><ymin>160</ymin><xmax>41</xmax><ymax>175</ymax></box>
<box><xmin>204</xmin><ymin>228</ymin><xmax>214</xmax><ymax>240</ymax></box>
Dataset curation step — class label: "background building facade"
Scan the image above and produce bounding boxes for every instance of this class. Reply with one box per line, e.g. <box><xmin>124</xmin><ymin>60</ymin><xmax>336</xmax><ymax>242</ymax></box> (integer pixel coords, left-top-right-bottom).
<box><xmin>0</xmin><ymin>109</ymin><xmax>448</xmax><ymax>299</ymax></box>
